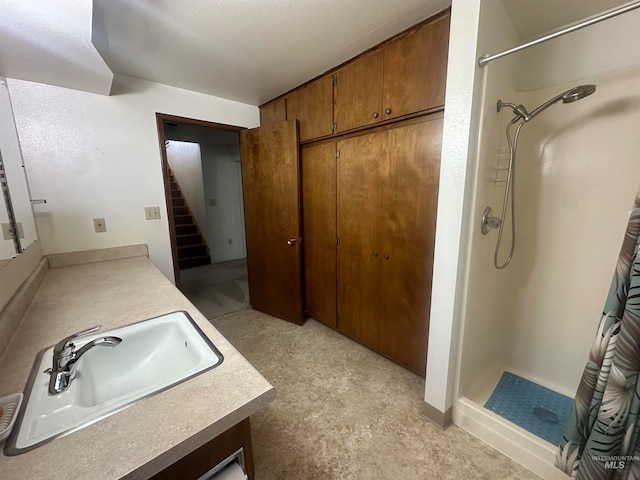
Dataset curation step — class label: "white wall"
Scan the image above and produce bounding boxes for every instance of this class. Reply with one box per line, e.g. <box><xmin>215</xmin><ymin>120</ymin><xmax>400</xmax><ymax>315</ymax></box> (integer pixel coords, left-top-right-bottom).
<box><xmin>200</xmin><ymin>142</ymin><xmax>246</xmax><ymax>263</ymax></box>
<box><xmin>7</xmin><ymin>74</ymin><xmax>259</xmax><ymax>283</ymax></box>
<box><xmin>516</xmin><ymin>7</ymin><xmax>640</xmax><ymax>93</ymax></box>
<box><xmin>424</xmin><ymin>0</ymin><xmax>483</xmax><ymax>414</ymax></box>
<box><xmin>166</xmin><ymin>140</ymin><xmax>207</xmax><ymax>232</ymax></box>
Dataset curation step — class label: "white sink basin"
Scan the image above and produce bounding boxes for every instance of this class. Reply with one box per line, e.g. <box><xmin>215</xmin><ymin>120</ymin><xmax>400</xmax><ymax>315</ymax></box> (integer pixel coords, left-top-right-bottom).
<box><xmin>4</xmin><ymin>311</ymin><xmax>223</xmax><ymax>455</ymax></box>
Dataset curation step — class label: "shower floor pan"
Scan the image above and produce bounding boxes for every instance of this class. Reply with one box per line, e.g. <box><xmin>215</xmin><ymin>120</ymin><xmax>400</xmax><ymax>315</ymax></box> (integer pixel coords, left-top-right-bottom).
<box><xmin>484</xmin><ymin>372</ymin><xmax>573</xmax><ymax>446</ymax></box>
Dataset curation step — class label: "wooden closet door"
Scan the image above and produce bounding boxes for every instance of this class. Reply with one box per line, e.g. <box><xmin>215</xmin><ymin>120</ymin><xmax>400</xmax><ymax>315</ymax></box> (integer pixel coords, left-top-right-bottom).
<box><xmin>336</xmin><ymin>133</ymin><xmax>383</xmax><ymax>350</ymax></box>
<box><xmin>377</xmin><ymin>115</ymin><xmax>443</xmax><ymax>375</ymax></box>
<box><xmin>382</xmin><ymin>12</ymin><xmax>450</xmax><ymax>120</ymax></box>
<box><xmin>333</xmin><ymin>50</ymin><xmax>384</xmax><ymax>133</ymax></box>
<box><xmin>240</xmin><ymin>120</ymin><xmax>305</xmax><ymax>325</ymax></box>
<box><xmin>285</xmin><ymin>75</ymin><xmax>333</xmax><ymax>142</ymax></box>
<box><xmin>302</xmin><ymin>143</ymin><xmax>337</xmax><ymax>328</ymax></box>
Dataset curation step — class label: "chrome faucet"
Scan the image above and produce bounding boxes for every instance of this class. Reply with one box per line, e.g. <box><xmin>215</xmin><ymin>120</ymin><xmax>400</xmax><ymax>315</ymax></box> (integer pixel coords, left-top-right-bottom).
<box><xmin>46</xmin><ymin>325</ymin><xmax>122</xmax><ymax>395</ymax></box>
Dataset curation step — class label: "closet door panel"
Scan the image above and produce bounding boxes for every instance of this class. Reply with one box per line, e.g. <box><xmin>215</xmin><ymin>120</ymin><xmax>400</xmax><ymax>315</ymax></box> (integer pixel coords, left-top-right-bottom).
<box><xmin>285</xmin><ymin>75</ymin><xmax>333</xmax><ymax>142</ymax></box>
<box><xmin>302</xmin><ymin>142</ymin><xmax>337</xmax><ymax>328</ymax></box>
<box><xmin>333</xmin><ymin>50</ymin><xmax>384</xmax><ymax>133</ymax></box>
<box><xmin>377</xmin><ymin>115</ymin><xmax>443</xmax><ymax>375</ymax></box>
<box><xmin>382</xmin><ymin>13</ymin><xmax>450</xmax><ymax>119</ymax></box>
<box><xmin>337</xmin><ymin>134</ymin><xmax>383</xmax><ymax>350</ymax></box>
<box><xmin>259</xmin><ymin>98</ymin><xmax>286</xmax><ymax>126</ymax></box>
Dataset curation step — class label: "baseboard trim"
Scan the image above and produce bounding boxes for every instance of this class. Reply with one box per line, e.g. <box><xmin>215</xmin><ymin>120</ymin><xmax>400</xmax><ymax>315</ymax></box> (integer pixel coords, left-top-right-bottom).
<box><xmin>422</xmin><ymin>401</ymin><xmax>453</xmax><ymax>429</ymax></box>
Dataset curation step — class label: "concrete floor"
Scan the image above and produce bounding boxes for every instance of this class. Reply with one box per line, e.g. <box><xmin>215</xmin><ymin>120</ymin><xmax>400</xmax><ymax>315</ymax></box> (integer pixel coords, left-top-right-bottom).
<box><xmin>211</xmin><ymin>309</ymin><xmax>541</xmax><ymax>480</ymax></box>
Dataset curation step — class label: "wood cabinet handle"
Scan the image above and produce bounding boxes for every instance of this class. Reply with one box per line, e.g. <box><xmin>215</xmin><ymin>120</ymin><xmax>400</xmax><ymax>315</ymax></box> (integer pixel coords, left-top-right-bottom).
<box><xmin>373</xmin><ymin>252</ymin><xmax>378</xmax><ymax>257</ymax></box>
<box><xmin>372</xmin><ymin>112</ymin><xmax>379</xmax><ymax>118</ymax></box>
<box><xmin>287</xmin><ymin>238</ymin><xmax>297</xmax><ymax>246</ymax></box>
<box><xmin>385</xmin><ymin>108</ymin><xmax>392</xmax><ymax>115</ymax></box>
<box><xmin>383</xmin><ymin>253</ymin><xmax>390</xmax><ymax>260</ymax></box>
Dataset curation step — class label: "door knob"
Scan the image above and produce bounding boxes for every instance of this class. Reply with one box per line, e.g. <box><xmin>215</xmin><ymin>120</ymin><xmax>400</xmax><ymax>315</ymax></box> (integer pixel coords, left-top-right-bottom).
<box><xmin>287</xmin><ymin>238</ymin><xmax>297</xmax><ymax>246</ymax></box>
<box><xmin>385</xmin><ymin>108</ymin><xmax>392</xmax><ymax>115</ymax></box>
<box><xmin>383</xmin><ymin>253</ymin><xmax>390</xmax><ymax>260</ymax></box>
<box><xmin>372</xmin><ymin>112</ymin><xmax>379</xmax><ymax>118</ymax></box>
<box><xmin>373</xmin><ymin>251</ymin><xmax>378</xmax><ymax>257</ymax></box>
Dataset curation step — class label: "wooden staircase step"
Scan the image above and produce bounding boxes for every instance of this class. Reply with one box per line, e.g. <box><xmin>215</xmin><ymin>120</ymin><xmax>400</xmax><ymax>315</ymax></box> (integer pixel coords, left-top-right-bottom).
<box><xmin>175</xmin><ymin>224</ymin><xmax>197</xmax><ymax>235</ymax></box>
<box><xmin>176</xmin><ymin>233</ymin><xmax>202</xmax><ymax>246</ymax></box>
<box><xmin>173</xmin><ymin>206</ymin><xmax>188</xmax><ymax>216</ymax></box>
<box><xmin>168</xmin><ymin>169</ymin><xmax>211</xmax><ymax>271</ymax></box>
<box><xmin>173</xmin><ymin>214</ymin><xmax>193</xmax><ymax>225</ymax></box>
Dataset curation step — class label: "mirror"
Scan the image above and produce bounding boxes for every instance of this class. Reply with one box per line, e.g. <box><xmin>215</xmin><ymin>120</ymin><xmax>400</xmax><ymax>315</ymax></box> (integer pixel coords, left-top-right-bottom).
<box><xmin>0</xmin><ymin>75</ymin><xmax>38</xmax><ymax>264</ymax></box>
<box><xmin>0</xmin><ymin>162</ymin><xmax>13</xmax><ymax>264</ymax></box>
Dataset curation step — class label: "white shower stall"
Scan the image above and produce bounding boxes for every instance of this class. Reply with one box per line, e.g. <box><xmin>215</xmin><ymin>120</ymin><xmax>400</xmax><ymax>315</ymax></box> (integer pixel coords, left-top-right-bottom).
<box><xmin>452</xmin><ymin>1</ymin><xmax>640</xmax><ymax>478</ymax></box>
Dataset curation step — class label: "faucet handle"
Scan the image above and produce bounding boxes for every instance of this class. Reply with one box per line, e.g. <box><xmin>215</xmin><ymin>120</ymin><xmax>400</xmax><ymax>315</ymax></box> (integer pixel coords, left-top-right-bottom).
<box><xmin>53</xmin><ymin>325</ymin><xmax>101</xmax><ymax>354</ymax></box>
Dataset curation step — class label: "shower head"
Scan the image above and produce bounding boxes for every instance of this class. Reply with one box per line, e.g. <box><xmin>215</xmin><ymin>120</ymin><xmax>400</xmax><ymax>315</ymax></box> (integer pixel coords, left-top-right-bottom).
<box><xmin>497</xmin><ymin>84</ymin><xmax>596</xmax><ymax>122</ymax></box>
<box><xmin>560</xmin><ymin>84</ymin><xmax>596</xmax><ymax>104</ymax></box>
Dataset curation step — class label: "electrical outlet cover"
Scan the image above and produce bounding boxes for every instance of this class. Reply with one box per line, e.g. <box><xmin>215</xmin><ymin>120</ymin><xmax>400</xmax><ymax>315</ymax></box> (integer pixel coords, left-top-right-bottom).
<box><xmin>93</xmin><ymin>218</ymin><xmax>107</xmax><ymax>233</ymax></box>
<box><xmin>144</xmin><ymin>206</ymin><xmax>161</xmax><ymax>220</ymax></box>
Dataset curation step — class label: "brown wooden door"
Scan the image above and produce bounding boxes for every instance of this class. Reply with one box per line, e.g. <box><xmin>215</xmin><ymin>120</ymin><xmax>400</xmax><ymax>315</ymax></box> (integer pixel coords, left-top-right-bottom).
<box><xmin>240</xmin><ymin>120</ymin><xmax>304</xmax><ymax>324</ymax></box>
<box><xmin>285</xmin><ymin>75</ymin><xmax>333</xmax><ymax>142</ymax></box>
<box><xmin>377</xmin><ymin>115</ymin><xmax>443</xmax><ymax>375</ymax></box>
<box><xmin>382</xmin><ymin>12</ymin><xmax>450</xmax><ymax>120</ymax></box>
<box><xmin>301</xmin><ymin>143</ymin><xmax>337</xmax><ymax>328</ymax></box>
<box><xmin>336</xmin><ymin>133</ymin><xmax>384</xmax><ymax>350</ymax></box>
<box><xmin>333</xmin><ymin>50</ymin><xmax>384</xmax><ymax>133</ymax></box>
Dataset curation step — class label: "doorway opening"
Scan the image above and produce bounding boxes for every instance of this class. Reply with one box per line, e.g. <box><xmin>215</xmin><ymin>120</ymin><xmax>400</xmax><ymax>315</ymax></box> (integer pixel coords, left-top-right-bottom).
<box><xmin>156</xmin><ymin>114</ymin><xmax>249</xmax><ymax>319</ymax></box>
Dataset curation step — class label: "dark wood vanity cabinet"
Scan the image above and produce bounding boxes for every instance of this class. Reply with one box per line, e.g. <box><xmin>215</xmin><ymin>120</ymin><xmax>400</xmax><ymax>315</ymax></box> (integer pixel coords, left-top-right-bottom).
<box><xmin>151</xmin><ymin>418</ymin><xmax>254</xmax><ymax>480</ymax></box>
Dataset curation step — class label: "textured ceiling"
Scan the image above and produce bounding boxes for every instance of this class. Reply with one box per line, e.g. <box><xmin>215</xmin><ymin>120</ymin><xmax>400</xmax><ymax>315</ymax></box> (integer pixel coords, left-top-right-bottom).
<box><xmin>0</xmin><ymin>0</ymin><xmax>636</xmax><ymax>106</ymax></box>
<box><xmin>91</xmin><ymin>0</ymin><xmax>450</xmax><ymax>105</ymax></box>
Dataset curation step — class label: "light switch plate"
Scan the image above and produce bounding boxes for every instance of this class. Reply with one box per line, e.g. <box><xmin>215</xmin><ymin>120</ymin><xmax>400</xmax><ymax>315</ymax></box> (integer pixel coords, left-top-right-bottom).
<box><xmin>93</xmin><ymin>218</ymin><xmax>107</xmax><ymax>233</ymax></box>
<box><xmin>144</xmin><ymin>206</ymin><xmax>161</xmax><ymax>220</ymax></box>
<box><xmin>2</xmin><ymin>222</ymin><xmax>24</xmax><ymax>240</ymax></box>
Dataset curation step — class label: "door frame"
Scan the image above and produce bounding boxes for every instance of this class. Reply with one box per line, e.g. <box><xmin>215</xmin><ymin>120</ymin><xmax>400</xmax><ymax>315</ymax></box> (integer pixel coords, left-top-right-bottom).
<box><xmin>155</xmin><ymin>113</ymin><xmax>246</xmax><ymax>286</ymax></box>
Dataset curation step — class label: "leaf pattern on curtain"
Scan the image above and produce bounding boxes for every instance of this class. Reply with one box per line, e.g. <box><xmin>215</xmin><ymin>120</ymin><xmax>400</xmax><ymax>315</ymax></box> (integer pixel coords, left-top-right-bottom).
<box><xmin>557</xmin><ymin>188</ymin><xmax>640</xmax><ymax>479</ymax></box>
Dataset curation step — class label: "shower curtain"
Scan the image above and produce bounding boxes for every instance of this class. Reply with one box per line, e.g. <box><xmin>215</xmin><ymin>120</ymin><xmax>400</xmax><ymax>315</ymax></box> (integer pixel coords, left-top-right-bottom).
<box><xmin>557</xmin><ymin>188</ymin><xmax>640</xmax><ymax>479</ymax></box>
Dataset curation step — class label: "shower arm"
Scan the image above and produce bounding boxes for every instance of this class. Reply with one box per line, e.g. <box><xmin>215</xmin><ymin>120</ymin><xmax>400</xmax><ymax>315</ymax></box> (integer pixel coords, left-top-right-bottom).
<box><xmin>498</xmin><ymin>95</ymin><xmax>566</xmax><ymax>123</ymax></box>
<box><xmin>497</xmin><ymin>101</ymin><xmax>531</xmax><ymax>122</ymax></box>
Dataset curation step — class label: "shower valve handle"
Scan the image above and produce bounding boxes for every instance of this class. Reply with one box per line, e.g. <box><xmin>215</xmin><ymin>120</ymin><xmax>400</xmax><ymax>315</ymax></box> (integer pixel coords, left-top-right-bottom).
<box><xmin>481</xmin><ymin>207</ymin><xmax>502</xmax><ymax>235</ymax></box>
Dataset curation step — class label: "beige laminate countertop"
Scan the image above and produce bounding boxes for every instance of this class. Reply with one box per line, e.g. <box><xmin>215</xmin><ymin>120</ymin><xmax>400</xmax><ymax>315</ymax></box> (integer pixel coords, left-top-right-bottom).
<box><xmin>0</xmin><ymin>255</ymin><xmax>275</xmax><ymax>479</ymax></box>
